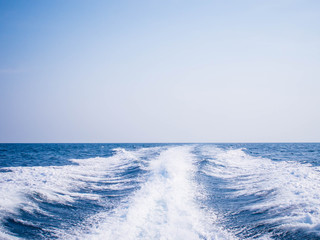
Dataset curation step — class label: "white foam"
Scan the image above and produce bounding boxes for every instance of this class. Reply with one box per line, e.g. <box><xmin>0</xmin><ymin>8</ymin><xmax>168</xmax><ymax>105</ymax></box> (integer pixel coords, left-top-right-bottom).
<box><xmin>0</xmin><ymin>229</ymin><xmax>20</xmax><ymax>240</ymax></box>
<box><xmin>201</xmin><ymin>146</ymin><xmax>320</xmax><ymax>233</ymax></box>
<box><xmin>64</xmin><ymin>146</ymin><xmax>236</xmax><ymax>240</ymax></box>
<box><xmin>0</xmin><ymin>147</ymin><xmax>153</xmax><ymax>228</ymax></box>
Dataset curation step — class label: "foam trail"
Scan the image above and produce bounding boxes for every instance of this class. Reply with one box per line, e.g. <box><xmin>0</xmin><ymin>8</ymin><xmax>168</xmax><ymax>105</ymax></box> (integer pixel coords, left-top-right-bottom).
<box><xmin>201</xmin><ymin>146</ymin><xmax>320</xmax><ymax>235</ymax></box>
<box><xmin>0</xmin><ymin>147</ymin><xmax>155</xmax><ymax>238</ymax></box>
<box><xmin>71</xmin><ymin>146</ymin><xmax>235</xmax><ymax>240</ymax></box>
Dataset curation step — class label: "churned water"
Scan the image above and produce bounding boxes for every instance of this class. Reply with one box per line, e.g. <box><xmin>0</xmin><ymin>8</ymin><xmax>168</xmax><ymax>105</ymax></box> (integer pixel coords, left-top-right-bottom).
<box><xmin>0</xmin><ymin>143</ymin><xmax>320</xmax><ymax>239</ymax></box>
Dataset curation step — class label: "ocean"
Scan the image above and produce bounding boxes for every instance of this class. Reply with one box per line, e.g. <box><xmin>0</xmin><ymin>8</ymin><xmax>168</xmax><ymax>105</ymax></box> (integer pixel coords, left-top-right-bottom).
<box><xmin>0</xmin><ymin>143</ymin><xmax>319</xmax><ymax>240</ymax></box>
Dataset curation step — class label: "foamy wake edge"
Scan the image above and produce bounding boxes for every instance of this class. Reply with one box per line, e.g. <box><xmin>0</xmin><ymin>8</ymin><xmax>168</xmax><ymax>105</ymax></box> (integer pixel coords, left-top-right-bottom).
<box><xmin>0</xmin><ymin>147</ymin><xmax>157</xmax><ymax>238</ymax></box>
<box><xmin>65</xmin><ymin>146</ymin><xmax>236</xmax><ymax>240</ymax></box>
<box><xmin>201</xmin><ymin>146</ymin><xmax>320</xmax><ymax>235</ymax></box>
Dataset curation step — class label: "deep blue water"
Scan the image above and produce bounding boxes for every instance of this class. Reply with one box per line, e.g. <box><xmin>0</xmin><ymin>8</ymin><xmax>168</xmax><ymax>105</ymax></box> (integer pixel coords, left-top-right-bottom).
<box><xmin>0</xmin><ymin>143</ymin><xmax>320</xmax><ymax>239</ymax></box>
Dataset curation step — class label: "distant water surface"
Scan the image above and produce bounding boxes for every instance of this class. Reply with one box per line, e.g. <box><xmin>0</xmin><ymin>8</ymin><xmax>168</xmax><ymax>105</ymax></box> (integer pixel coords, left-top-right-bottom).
<box><xmin>0</xmin><ymin>143</ymin><xmax>320</xmax><ymax>239</ymax></box>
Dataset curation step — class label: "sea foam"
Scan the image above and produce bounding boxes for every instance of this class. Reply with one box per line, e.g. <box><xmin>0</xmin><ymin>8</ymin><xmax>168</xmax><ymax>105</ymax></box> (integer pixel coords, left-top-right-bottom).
<box><xmin>68</xmin><ymin>146</ymin><xmax>236</xmax><ymax>240</ymax></box>
<box><xmin>0</xmin><ymin>147</ymin><xmax>154</xmax><ymax>238</ymax></box>
<box><xmin>201</xmin><ymin>146</ymin><xmax>320</xmax><ymax>234</ymax></box>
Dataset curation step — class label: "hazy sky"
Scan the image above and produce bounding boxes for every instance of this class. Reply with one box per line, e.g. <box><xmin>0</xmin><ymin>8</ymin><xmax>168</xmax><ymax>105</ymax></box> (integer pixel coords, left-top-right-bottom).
<box><xmin>1</xmin><ymin>0</ymin><xmax>320</xmax><ymax>143</ymax></box>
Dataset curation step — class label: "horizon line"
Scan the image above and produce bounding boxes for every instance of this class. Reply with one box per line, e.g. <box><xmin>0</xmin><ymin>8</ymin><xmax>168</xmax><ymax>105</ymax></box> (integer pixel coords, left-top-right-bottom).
<box><xmin>1</xmin><ymin>142</ymin><xmax>320</xmax><ymax>144</ymax></box>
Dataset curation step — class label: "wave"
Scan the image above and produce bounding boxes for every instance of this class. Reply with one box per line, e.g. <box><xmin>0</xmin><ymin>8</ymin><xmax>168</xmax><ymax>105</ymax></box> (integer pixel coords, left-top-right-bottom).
<box><xmin>60</xmin><ymin>146</ymin><xmax>236</xmax><ymax>240</ymax></box>
<box><xmin>2</xmin><ymin>144</ymin><xmax>319</xmax><ymax>239</ymax></box>
<box><xmin>200</xmin><ymin>146</ymin><xmax>320</xmax><ymax>236</ymax></box>
<box><xmin>0</xmin><ymin>147</ymin><xmax>158</xmax><ymax>238</ymax></box>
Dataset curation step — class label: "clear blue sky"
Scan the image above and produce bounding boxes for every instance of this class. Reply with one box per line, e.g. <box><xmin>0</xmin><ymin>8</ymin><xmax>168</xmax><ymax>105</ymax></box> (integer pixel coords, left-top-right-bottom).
<box><xmin>1</xmin><ymin>0</ymin><xmax>320</xmax><ymax>143</ymax></box>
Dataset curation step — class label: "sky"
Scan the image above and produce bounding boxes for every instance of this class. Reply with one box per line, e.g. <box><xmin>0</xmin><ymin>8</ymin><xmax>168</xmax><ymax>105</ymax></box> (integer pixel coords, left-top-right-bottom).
<box><xmin>0</xmin><ymin>0</ymin><xmax>320</xmax><ymax>143</ymax></box>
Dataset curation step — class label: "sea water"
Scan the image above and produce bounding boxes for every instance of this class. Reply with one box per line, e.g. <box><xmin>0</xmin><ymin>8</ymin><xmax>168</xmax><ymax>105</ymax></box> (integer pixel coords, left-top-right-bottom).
<box><xmin>0</xmin><ymin>143</ymin><xmax>320</xmax><ymax>239</ymax></box>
